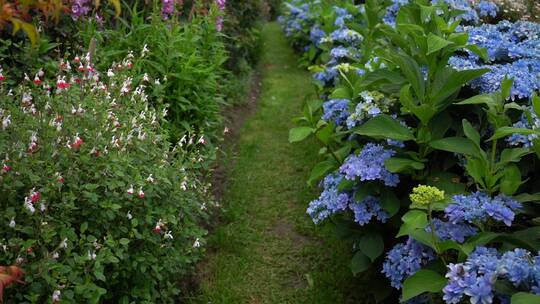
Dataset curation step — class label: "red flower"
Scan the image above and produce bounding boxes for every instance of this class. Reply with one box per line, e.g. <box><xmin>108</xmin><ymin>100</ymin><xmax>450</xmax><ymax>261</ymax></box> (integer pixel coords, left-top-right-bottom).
<box><xmin>71</xmin><ymin>136</ymin><xmax>83</xmax><ymax>150</ymax></box>
<box><xmin>30</xmin><ymin>191</ymin><xmax>40</xmax><ymax>203</ymax></box>
<box><xmin>2</xmin><ymin>164</ymin><xmax>11</xmax><ymax>172</ymax></box>
<box><xmin>33</xmin><ymin>77</ymin><xmax>41</xmax><ymax>85</ymax></box>
<box><xmin>57</xmin><ymin>79</ymin><xmax>70</xmax><ymax>90</ymax></box>
<box><xmin>0</xmin><ymin>74</ymin><xmax>5</xmax><ymax>81</ymax></box>
<box><xmin>26</xmin><ymin>247</ymin><xmax>33</xmax><ymax>254</ymax></box>
<box><xmin>138</xmin><ymin>188</ymin><xmax>145</xmax><ymax>199</ymax></box>
<box><xmin>152</xmin><ymin>226</ymin><xmax>162</xmax><ymax>234</ymax></box>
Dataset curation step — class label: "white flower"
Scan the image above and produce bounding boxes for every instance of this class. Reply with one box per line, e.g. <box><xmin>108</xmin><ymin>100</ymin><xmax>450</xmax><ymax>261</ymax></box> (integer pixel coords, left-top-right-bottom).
<box><xmin>164</xmin><ymin>231</ymin><xmax>173</xmax><ymax>240</ymax></box>
<box><xmin>2</xmin><ymin>115</ymin><xmax>10</xmax><ymax>130</ymax></box>
<box><xmin>146</xmin><ymin>174</ymin><xmax>155</xmax><ymax>183</ymax></box>
<box><xmin>52</xmin><ymin>252</ymin><xmax>59</xmax><ymax>259</ymax></box>
<box><xmin>52</xmin><ymin>290</ymin><xmax>61</xmax><ymax>303</ymax></box>
<box><xmin>127</xmin><ymin>210</ymin><xmax>133</xmax><ymax>220</ymax></box>
<box><xmin>193</xmin><ymin>238</ymin><xmax>201</xmax><ymax>248</ymax></box>
<box><xmin>141</xmin><ymin>44</ymin><xmax>149</xmax><ymax>56</ymax></box>
<box><xmin>127</xmin><ymin>184</ymin><xmax>134</xmax><ymax>195</ymax></box>
<box><xmin>155</xmin><ymin>79</ymin><xmax>161</xmax><ymax>85</ymax></box>
<box><xmin>88</xmin><ymin>250</ymin><xmax>97</xmax><ymax>260</ymax></box>
<box><xmin>143</xmin><ymin>73</ymin><xmax>150</xmax><ymax>82</ymax></box>
<box><xmin>9</xmin><ymin>217</ymin><xmax>15</xmax><ymax>228</ymax></box>
<box><xmin>60</xmin><ymin>238</ymin><xmax>68</xmax><ymax>249</ymax></box>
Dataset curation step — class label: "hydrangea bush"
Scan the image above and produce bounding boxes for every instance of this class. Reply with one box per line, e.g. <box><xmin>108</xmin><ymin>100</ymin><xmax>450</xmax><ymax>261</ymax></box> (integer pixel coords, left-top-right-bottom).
<box><xmin>0</xmin><ymin>52</ymin><xmax>214</xmax><ymax>302</ymax></box>
<box><xmin>283</xmin><ymin>0</ymin><xmax>540</xmax><ymax>302</ymax></box>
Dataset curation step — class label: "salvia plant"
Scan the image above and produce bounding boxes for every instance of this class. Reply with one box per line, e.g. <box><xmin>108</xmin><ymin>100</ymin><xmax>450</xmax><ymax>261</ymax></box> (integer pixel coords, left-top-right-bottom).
<box><xmin>282</xmin><ymin>0</ymin><xmax>540</xmax><ymax>302</ymax></box>
<box><xmin>0</xmin><ymin>50</ymin><xmax>214</xmax><ymax>303</ymax></box>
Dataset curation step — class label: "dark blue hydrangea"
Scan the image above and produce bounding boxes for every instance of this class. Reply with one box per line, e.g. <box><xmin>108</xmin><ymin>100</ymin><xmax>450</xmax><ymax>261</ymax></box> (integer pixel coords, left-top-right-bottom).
<box><xmin>444</xmin><ymin>247</ymin><xmax>540</xmax><ymax>303</ymax></box>
<box><xmin>310</xmin><ymin>26</ymin><xmax>326</xmax><ymax>46</ymax></box>
<box><xmin>349</xmin><ymin>196</ymin><xmax>389</xmax><ymax>225</ymax></box>
<box><xmin>507</xmin><ymin>107</ymin><xmax>540</xmax><ymax>147</ymax></box>
<box><xmin>445</xmin><ymin>192</ymin><xmax>522</xmax><ymax>226</ymax></box>
<box><xmin>322</xmin><ymin>98</ymin><xmax>350</xmax><ymax>125</ymax></box>
<box><xmin>339</xmin><ymin>143</ymin><xmax>400</xmax><ymax>186</ymax></box>
<box><xmin>382</xmin><ymin>237</ymin><xmax>436</xmax><ymax>288</ymax></box>
<box><xmin>313</xmin><ymin>66</ymin><xmax>339</xmax><ymax>85</ymax></box>
<box><xmin>425</xmin><ymin>218</ymin><xmax>478</xmax><ymax>243</ymax></box>
<box><xmin>307</xmin><ymin>173</ymin><xmax>351</xmax><ymax>224</ymax></box>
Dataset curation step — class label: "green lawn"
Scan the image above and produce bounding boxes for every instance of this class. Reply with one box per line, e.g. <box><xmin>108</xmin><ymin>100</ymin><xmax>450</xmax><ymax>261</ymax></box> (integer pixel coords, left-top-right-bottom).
<box><xmin>188</xmin><ymin>22</ymin><xmax>365</xmax><ymax>304</ymax></box>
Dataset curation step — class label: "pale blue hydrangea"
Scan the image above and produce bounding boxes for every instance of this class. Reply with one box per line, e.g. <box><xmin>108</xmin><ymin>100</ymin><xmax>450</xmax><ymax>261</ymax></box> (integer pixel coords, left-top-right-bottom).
<box><xmin>339</xmin><ymin>143</ymin><xmax>400</xmax><ymax>186</ymax></box>
<box><xmin>382</xmin><ymin>237</ymin><xmax>436</xmax><ymax>288</ymax></box>
<box><xmin>330</xmin><ymin>28</ymin><xmax>363</xmax><ymax>44</ymax></box>
<box><xmin>445</xmin><ymin>192</ymin><xmax>522</xmax><ymax>226</ymax></box>
<box><xmin>476</xmin><ymin>1</ymin><xmax>498</xmax><ymax>18</ymax></box>
<box><xmin>330</xmin><ymin>46</ymin><xmax>350</xmax><ymax>59</ymax></box>
<box><xmin>307</xmin><ymin>173</ymin><xmax>351</xmax><ymax>224</ymax></box>
<box><xmin>322</xmin><ymin>98</ymin><xmax>350</xmax><ymax>125</ymax></box>
<box><xmin>310</xmin><ymin>26</ymin><xmax>326</xmax><ymax>46</ymax></box>
<box><xmin>346</xmin><ymin>91</ymin><xmax>383</xmax><ymax>129</ymax></box>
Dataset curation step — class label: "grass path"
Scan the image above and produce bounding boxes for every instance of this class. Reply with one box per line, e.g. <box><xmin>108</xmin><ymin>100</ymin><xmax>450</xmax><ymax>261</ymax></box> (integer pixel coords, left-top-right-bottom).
<box><xmin>189</xmin><ymin>23</ymin><xmax>363</xmax><ymax>304</ymax></box>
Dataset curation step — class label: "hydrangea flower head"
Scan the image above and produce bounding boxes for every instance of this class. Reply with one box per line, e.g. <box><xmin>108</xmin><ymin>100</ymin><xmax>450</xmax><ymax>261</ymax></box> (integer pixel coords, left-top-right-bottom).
<box><xmin>409</xmin><ymin>185</ymin><xmax>445</xmax><ymax>208</ymax></box>
<box><xmin>322</xmin><ymin>99</ymin><xmax>350</xmax><ymax>125</ymax></box>
<box><xmin>445</xmin><ymin>192</ymin><xmax>521</xmax><ymax>226</ymax></box>
<box><xmin>339</xmin><ymin>143</ymin><xmax>399</xmax><ymax>186</ymax></box>
<box><xmin>349</xmin><ymin>196</ymin><xmax>389</xmax><ymax>225</ymax></box>
<box><xmin>307</xmin><ymin>173</ymin><xmax>350</xmax><ymax>224</ymax></box>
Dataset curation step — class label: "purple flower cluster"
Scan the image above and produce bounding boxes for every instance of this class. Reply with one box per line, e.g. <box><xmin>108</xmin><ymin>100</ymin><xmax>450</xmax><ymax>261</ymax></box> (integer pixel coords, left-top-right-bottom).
<box><xmin>444</xmin><ymin>247</ymin><xmax>540</xmax><ymax>303</ymax></box>
<box><xmin>445</xmin><ymin>192</ymin><xmax>522</xmax><ymax>226</ymax></box>
<box><xmin>161</xmin><ymin>0</ymin><xmax>175</xmax><ymax>20</ymax></box>
<box><xmin>350</xmin><ymin>196</ymin><xmax>389</xmax><ymax>225</ymax></box>
<box><xmin>382</xmin><ymin>237</ymin><xmax>436</xmax><ymax>288</ymax></box>
<box><xmin>339</xmin><ymin>143</ymin><xmax>400</xmax><ymax>186</ymax></box>
<box><xmin>322</xmin><ymin>98</ymin><xmax>350</xmax><ymax>125</ymax></box>
<box><xmin>71</xmin><ymin>0</ymin><xmax>91</xmax><ymax>20</ymax></box>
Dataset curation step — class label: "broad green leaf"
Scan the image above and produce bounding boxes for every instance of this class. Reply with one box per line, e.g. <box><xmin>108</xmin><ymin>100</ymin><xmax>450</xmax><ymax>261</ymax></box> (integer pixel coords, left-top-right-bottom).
<box><xmin>462</xmin><ymin>119</ymin><xmax>481</xmax><ymax>147</ymax></box>
<box><xmin>397</xmin><ymin>210</ymin><xmax>428</xmax><ymax>237</ymax></box>
<box><xmin>511</xmin><ymin>292</ymin><xmax>540</xmax><ymax>304</ymax></box>
<box><xmin>499</xmin><ymin>148</ymin><xmax>531</xmax><ymax>166</ymax></box>
<box><xmin>455</xmin><ymin>94</ymin><xmax>496</xmax><ymax>107</ymax></box>
<box><xmin>431</xmin><ymin>68</ymin><xmax>489</xmax><ymax>108</ymax></box>
<box><xmin>401</xmin><ymin>269</ymin><xmax>446</xmax><ymax>302</ymax></box>
<box><xmin>380</xmin><ymin>190</ymin><xmax>401</xmax><ymax>217</ymax></box>
<box><xmin>330</xmin><ymin>87</ymin><xmax>351</xmax><ymax>99</ymax></box>
<box><xmin>465</xmin><ymin>44</ymin><xmax>489</xmax><ymax>62</ymax></box>
<box><xmin>429</xmin><ymin>137</ymin><xmax>477</xmax><ymax>156</ymax></box>
<box><xmin>359</xmin><ymin>233</ymin><xmax>384</xmax><ymax>261</ymax></box>
<box><xmin>427</xmin><ymin>33</ymin><xmax>453</xmax><ymax>55</ymax></box>
<box><xmin>501</xmin><ymin>78</ymin><xmax>514</xmax><ymax>100</ymax></box>
<box><xmin>355</xmin><ymin>115</ymin><xmax>415</xmax><ymax>141</ymax></box>
<box><xmin>289</xmin><ymin>127</ymin><xmax>314</xmax><ymax>143</ymax></box>
<box><xmin>351</xmin><ymin>251</ymin><xmax>371</xmax><ymax>275</ymax></box>
<box><xmin>533</xmin><ymin>94</ymin><xmax>540</xmax><ymax>117</ymax></box>
<box><xmin>316</xmin><ymin>123</ymin><xmax>334</xmax><ymax>145</ymax></box>
<box><xmin>461</xmin><ymin>232</ymin><xmax>498</xmax><ymax>255</ymax></box>
<box><xmin>385</xmin><ymin>157</ymin><xmax>425</xmax><ymax>173</ymax></box>
<box><xmin>387</xmin><ymin>51</ymin><xmax>425</xmax><ymax>101</ymax></box>
<box><xmin>500</xmin><ymin>164</ymin><xmax>522</xmax><ymax>195</ymax></box>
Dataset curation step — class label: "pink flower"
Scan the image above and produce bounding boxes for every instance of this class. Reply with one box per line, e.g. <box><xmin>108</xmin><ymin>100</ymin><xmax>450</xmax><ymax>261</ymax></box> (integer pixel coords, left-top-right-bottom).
<box><xmin>138</xmin><ymin>188</ymin><xmax>145</xmax><ymax>199</ymax></box>
<box><xmin>2</xmin><ymin>164</ymin><xmax>11</xmax><ymax>172</ymax></box>
<box><xmin>71</xmin><ymin>135</ymin><xmax>84</xmax><ymax>150</ymax></box>
<box><xmin>33</xmin><ymin>76</ymin><xmax>41</xmax><ymax>85</ymax></box>
<box><xmin>0</xmin><ymin>70</ymin><xmax>5</xmax><ymax>81</ymax></box>
<box><xmin>30</xmin><ymin>190</ymin><xmax>41</xmax><ymax>203</ymax></box>
<box><xmin>198</xmin><ymin>136</ymin><xmax>206</xmax><ymax>145</ymax></box>
<box><xmin>57</xmin><ymin>77</ymin><xmax>70</xmax><ymax>90</ymax></box>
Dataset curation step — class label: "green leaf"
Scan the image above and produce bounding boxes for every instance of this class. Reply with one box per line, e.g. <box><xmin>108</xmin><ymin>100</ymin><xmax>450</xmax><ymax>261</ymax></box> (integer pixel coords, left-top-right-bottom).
<box><xmin>462</xmin><ymin>119</ymin><xmax>481</xmax><ymax>147</ymax></box>
<box><xmin>499</xmin><ymin>148</ymin><xmax>531</xmax><ymax>166</ymax></box>
<box><xmin>380</xmin><ymin>190</ymin><xmax>401</xmax><ymax>217</ymax></box>
<box><xmin>308</xmin><ymin>161</ymin><xmax>336</xmax><ymax>186</ymax></box>
<box><xmin>401</xmin><ymin>269</ymin><xmax>446</xmax><ymax>302</ymax></box>
<box><xmin>386</xmin><ymin>51</ymin><xmax>425</xmax><ymax>101</ymax></box>
<box><xmin>80</xmin><ymin>222</ymin><xmax>88</xmax><ymax>234</ymax></box>
<box><xmin>119</xmin><ymin>238</ymin><xmax>130</xmax><ymax>246</ymax></box>
<box><xmin>489</xmin><ymin>127</ymin><xmax>537</xmax><ymax>141</ymax></box>
<box><xmin>532</xmin><ymin>94</ymin><xmax>540</xmax><ymax>117</ymax></box>
<box><xmin>501</xmin><ymin>78</ymin><xmax>514</xmax><ymax>100</ymax></box>
<box><xmin>455</xmin><ymin>94</ymin><xmax>496</xmax><ymax>107</ymax></box>
<box><xmin>427</xmin><ymin>33</ymin><xmax>454</xmax><ymax>55</ymax></box>
<box><xmin>511</xmin><ymin>292</ymin><xmax>540</xmax><ymax>304</ymax></box>
<box><xmin>316</xmin><ymin>123</ymin><xmax>334</xmax><ymax>145</ymax></box>
<box><xmin>330</xmin><ymin>87</ymin><xmax>351</xmax><ymax>99</ymax></box>
<box><xmin>351</xmin><ymin>251</ymin><xmax>371</xmax><ymax>275</ymax></box>
<box><xmin>359</xmin><ymin>233</ymin><xmax>384</xmax><ymax>261</ymax></box>
<box><xmin>355</xmin><ymin>115</ymin><xmax>415</xmax><ymax>141</ymax></box>
<box><xmin>289</xmin><ymin>127</ymin><xmax>315</xmax><ymax>143</ymax></box>
<box><xmin>397</xmin><ymin>210</ymin><xmax>428</xmax><ymax>237</ymax></box>
<box><xmin>461</xmin><ymin>232</ymin><xmax>498</xmax><ymax>255</ymax></box>
<box><xmin>431</xmin><ymin>68</ymin><xmax>489</xmax><ymax>108</ymax></box>
<box><xmin>465</xmin><ymin>44</ymin><xmax>489</xmax><ymax>62</ymax></box>
<box><xmin>500</xmin><ymin>164</ymin><xmax>522</xmax><ymax>195</ymax></box>
<box><xmin>429</xmin><ymin>137</ymin><xmax>478</xmax><ymax>156</ymax></box>
<box><xmin>385</xmin><ymin>157</ymin><xmax>425</xmax><ymax>173</ymax></box>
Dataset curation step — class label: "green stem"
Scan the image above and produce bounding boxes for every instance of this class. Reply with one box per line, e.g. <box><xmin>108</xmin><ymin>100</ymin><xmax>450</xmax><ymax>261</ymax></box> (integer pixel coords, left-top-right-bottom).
<box><xmin>428</xmin><ymin>204</ymin><xmax>447</xmax><ymax>266</ymax></box>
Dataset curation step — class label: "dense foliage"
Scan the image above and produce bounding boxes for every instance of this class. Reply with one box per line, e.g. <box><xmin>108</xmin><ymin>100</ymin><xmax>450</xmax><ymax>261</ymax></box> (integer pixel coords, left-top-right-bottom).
<box><xmin>282</xmin><ymin>0</ymin><xmax>540</xmax><ymax>302</ymax></box>
<box><xmin>0</xmin><ymin>0</ymin><xmax>266</xmax><ymax>302</ymax></box>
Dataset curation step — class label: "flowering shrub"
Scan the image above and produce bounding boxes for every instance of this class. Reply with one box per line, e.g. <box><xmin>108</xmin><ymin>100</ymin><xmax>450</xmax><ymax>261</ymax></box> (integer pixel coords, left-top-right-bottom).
<box><xmin>283</xmin><ymin>0</ymin><xmax>540</xmax><ymax>302</ymax></box>
<box><xmin>0</xmin><ymin>53</ymin><xmax>214</xmax><ymax>302</ymax></box>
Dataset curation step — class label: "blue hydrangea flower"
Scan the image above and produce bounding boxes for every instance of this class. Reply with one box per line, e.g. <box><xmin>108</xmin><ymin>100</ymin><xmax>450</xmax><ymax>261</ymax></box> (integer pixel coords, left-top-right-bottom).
<box><xmin>507</xmin><ymin>108</ymin><xmax>540</xmax><ymax>147</ymax></box>
<box><xmin>330</xmin><ymin>28</ymin><xmax>363</xmax><ymax>44</ymax></box>
<box><xmin>310</xmin><ymin>26</ymin><xmax>326</xmax><ymax>46</ymax></box>
<box><xmin>339</xmin><ymin>143</ymin><xmax>400</xmax><ymax>186</ymax></box>
<box><xmin>476</xmin><ymin>1</ymin><xmax>498</xmax><ymax>18</ymax></box>
<box><xmin>349</xmin><ymin>196</ymin><xmax>389</xmax><ymax>225</ymax></box>
<box><xmin>307</xmin><ymin>173</ymin><xmax>351</xmax><ymax>224</ymax></box>
<box><xmin>425</xmin><ymin>218</ymin><xmax>478</xmax><ymax>243</ymax></box>
<box><xmin>445</xmin><ymin>192</ymin><xmax>521</xmax><ymax>226</ymax></box>
<box><xmin>444</xmin><ymin>247</ymin><xmax>540</xmax><ymax>303</ymax></box>
<box><xmin>382</xmin><ymin>237</ymin><xmax>436</xmax><ymax>288</ymax></box>
<box><xmin>330</xmin><ymin>46</ymin><xmax>350</xmax><ymax>59</ymax></box>
<box><xmin>322</xmin><ymin>98</ymin><xmax>350</xmax><ymax>125</ymax></box>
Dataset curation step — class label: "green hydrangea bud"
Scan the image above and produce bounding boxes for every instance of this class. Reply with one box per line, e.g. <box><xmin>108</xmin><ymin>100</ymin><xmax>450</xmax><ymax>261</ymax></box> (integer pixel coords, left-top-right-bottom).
<box><xmin>409</xmin><ymin>185</ymin><xmax>445</xmax><ymax>209</ymax></box>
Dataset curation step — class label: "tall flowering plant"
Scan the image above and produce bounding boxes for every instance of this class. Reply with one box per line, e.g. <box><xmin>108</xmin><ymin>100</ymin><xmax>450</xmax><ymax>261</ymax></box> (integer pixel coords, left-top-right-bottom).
<box><xmin>283</xmin><ymin>0</ymin><xmax>540</xmax><ymax>302</ymax></box>
<box><xmin>0</xmin><ymin>49</ymin><xmax>214</xmax><ymax>302</ymax></box>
